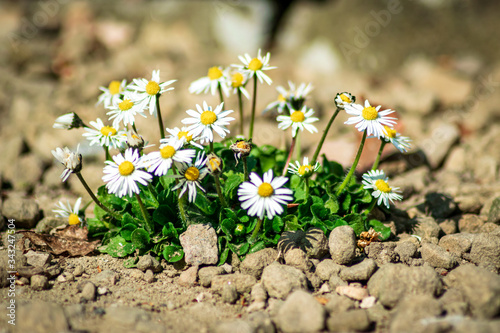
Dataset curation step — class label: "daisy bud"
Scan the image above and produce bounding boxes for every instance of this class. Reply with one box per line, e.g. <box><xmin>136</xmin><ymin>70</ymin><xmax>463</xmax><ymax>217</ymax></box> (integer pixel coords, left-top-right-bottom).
<box><xmin>126</xmin><ymin>130</ymin><xmax>145</xmax><ymax>151</ymax></box>
<box><xmin>53</xmin><ymin>112</ymin><xmax>85</xmax><ymax>130</ymax></box>
<box><xmin>334</xmin><ymin>92</ymin><xmax>355</xmax><ymax>109</ymax></box>
<box><xmin>51</xmin><ymin>146</ymin><xmax>83</xmax><ymax>182</ymax></box>
<box><xmin>230</xmin><ymin>139</ymin><xmax>252</xmax><ymax>162</ymax></box>
<box><xmin>206</xmin><ymin>153</ymin><xmax>223</xmax><ymax>175</ymax></box>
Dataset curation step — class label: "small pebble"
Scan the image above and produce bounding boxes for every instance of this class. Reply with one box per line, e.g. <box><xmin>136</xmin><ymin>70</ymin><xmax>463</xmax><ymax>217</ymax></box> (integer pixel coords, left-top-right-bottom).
<box><xmin>221</xmin><ymin>283</ymin><xmax>238</xmax><ymax>304</ymax></box>
<box><xmin>144</xmin><ymin>269</ymin><xmax>155</xmax><ymax>283</ymax></box>
<box><xmin>73</xmin><ymin>264</ymin><xmax>85</xmax><ymax>277</ymax></box>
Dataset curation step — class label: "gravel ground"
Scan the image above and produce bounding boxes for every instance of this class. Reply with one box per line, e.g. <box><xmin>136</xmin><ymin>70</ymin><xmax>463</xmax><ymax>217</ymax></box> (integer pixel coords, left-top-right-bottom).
<box><xmin>1</xmin><ymin>1</ymin><xmax>500</xmax><ymax>332</ymax></box>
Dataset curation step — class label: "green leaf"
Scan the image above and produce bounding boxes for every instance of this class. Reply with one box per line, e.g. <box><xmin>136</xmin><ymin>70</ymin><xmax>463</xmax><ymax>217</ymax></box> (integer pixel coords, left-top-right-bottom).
<box><xmin>121</xmin><ymin>213</ymin><xmax>138</xmax><ymax>227</ymax></box>
<box><xmin>271</xmin><ymin>215</ymin><xmax>284</xmax><ymax>233</ymax></box>
<box><xmin>131</xmin><ymin>228</ymin><xmax>150</xmax><ymax>250</ymax></box>
<box><xmin>222</xmin><ymin>208</ymin><xmax>238</xmax><ymax>222</ymax></box>
<box><xmin>194</xmin><ymin>193</ymin><xmax>217</xmax><ymax>216</ymax></box>
<box><xmin>224</xmin><ymin>173</ymin><xmax>244</xmax><ymax>198</ymax></box>
<box><xmin>218</xmin><ymin>247</ymin><xmax>230</xmax><ymax>265</ymax></box>
<box><xmin>238</xmin><ymin>242</ymin><xmax>250</xmax><ymax>256</ymax></box>
<box><xmin>86</xmin><ymin>217</ymin><xmax>107</xmax><ymax>237</ymax></box>
<box><xmin>249</xmin><ymin>241</ymin><xmax>266</xmax><ymax>254</ymax></box>
<box><xmin>311</xmin><ymin>204</ymin><xmax>329</xmax><ymax>220</ymax></box>
<box><xmin>325</xmin><ymin>195</ymin><xmax>340</xmax><ymax>214</ymax></box>
<box><xmin>322</xmin><ymin>159</ymin><xmax>344</xmax><ymax>179</ymax></box>
<box><xmin>344</xmin><ymin>213</ymin><xmax>365</xmax><ymax>236</ymax></box>
<box><xmin>153</xmin><ymin>204</ymin><xmax>178</xmax><ymax>225</ymax></box>
<box><xmin>161</xmin><ymin>222</ymin><xmax>179</xmax><ymax>240</ymax></box>
<box><xmin>221</xmin><ymin>218</ymin><xmax>235</xmax><ymax>237</ymax></box>
<box><xmin>123</xmin><ymin>257</ymin><xmax>138</xmax><ymax>268</ymax></box>
<box><xmin>163</xmin><ymin>245</ymin><xmax>184</xmax><ymax>262</ymax></box>
<box><xmin>368</xmin><ymin>219</ymin><xmax>392</xmax><ymax>240</ymax></box>
<box><xmin>160</xmin><ymin>171</ymin><xmax>176</xmax><ymax>189</ymax></box>
<box><xmin>359</xmin><ymin>190</ymin><xmax>373</xmax><ymax>204</ymax></box>
<box><xmin>120</xmin><ymin>223</ymin><xmax>137</xmax><ymax>241</ymax></box>
<box><xmin>342</xmin><ymin>193</ymin><xmax>352</xmax><ymax>212</ymax></box>
<box><xmin>100</xmin><ymin>236</ymin><xmax>135</xmax><ymax>257</ymax></box>
<box><xmin>283</xmin><ymin>214</ymin><xmax>300</xmax><ymax>231</ymax></box>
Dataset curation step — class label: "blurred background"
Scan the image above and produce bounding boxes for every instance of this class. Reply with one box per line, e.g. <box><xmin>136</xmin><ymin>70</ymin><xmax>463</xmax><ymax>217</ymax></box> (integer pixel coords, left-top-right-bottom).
<box><xmin>0</xmin><ymin>0</ymin><xmax>499</xmax><ymax>219</ymax></box>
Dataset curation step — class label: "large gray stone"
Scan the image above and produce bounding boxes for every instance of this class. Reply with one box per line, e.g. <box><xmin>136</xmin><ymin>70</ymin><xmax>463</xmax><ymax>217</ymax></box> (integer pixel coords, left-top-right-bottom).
<box><xmin>327</xmin><ymin>309</ymin><xmax>371</xmax><ymax>333</ymax></box>
<box><xmin>137</xmin><ymin>254</ymin><xmax>162</xmax><ymax>272</ymax></box>
<box><xmin>438</xmin><ymin>233</ymin><xmax>474</xmax><ymax>257</ymax></box>
<box><xmin>17</xmin><ymin>301</ymin><xmax>69</xmax><ymax>333</ymax></box>
<box><xmin>240</xmin><ymin>248</ymin><xmax>278</xmax><ymax>279</ymax></box>
<box><xmin>211</xmin><ymin>273</ymin><xmax>257</xmax><ymax>295</ymax></box>
<box><xmin>180</xmin><ymin>224</ymin><xmax>218</xmax><ymax>266</ymax></box>
<box><xmin>328</xmin><ymin>226</ymin><xmax>356</xmax><ymax>265</ymax></box>
<box><xmin>367</xmin><ymin>263</ymin><xmax>443</xmax><ymax>308</ymax></box>
<box><xmin>444</xmin><ymin>265</ymin><xmax>500</xmax><ymax>319</ymax></box>
<box><xmin>420</xmin><ymin>242</ymin><xmax>458</xmax><ymax>269</ymax></box>
<box><xmin>487</xmin><ymin>197</ymin><xmax>500</xmax><ymax>224</ymax></box>
<box><xmin>390</xmin><ymin>295</ymin><xmax>443</xmax><ymax>333</ymax></box>
<box><xmin>275</xmin><ymin>290</ymin><xmax>325</xmax><ymax>333</ymax></box>
<box><xmin>2</xmin><ymin>196</ymin><xmax>41</xmax><ymax>229</ymax></box>
<box><xmin>315</xmin><ymin>259</ymin><xmax>342</xmax><ymax>281</ymax></box>
<box><xmin>339</xmin><ymin>258</ymin><xmax>378</xmax><ymax>282</ymax></box>
<box><xmin>470</xmin><ymin>233</ymin><xmax>500</xmax><ymax>273</ymax></box>
<box><xmin>261</xmin><ymin>263</ymin><xmax>308</xmax><ymax>300</ymax></box>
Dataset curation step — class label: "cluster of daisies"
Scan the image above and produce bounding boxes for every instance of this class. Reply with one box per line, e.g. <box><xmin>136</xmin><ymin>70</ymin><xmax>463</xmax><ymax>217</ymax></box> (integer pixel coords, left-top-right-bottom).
<box><xmin>51</xmin><ymin>49</ymin><xmax>411</xmax><ymax>230</ymax></box>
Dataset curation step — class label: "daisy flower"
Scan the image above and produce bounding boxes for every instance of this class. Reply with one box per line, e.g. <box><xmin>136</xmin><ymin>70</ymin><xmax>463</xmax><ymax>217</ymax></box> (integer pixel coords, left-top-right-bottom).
<box><xmin>382</xmin><ymin>126</ymin><xmax>412</xmax><ymax>153</ymax></box>
<box><xmin>128</xmin><ymin>70</ymin><xmax>176</xmax><ymax>116</ymax></box>
<box><xmin>189</xmin><ymin>66</ymin><xmax>230</xmax><ymax>97</ymax></box>
<box><xmin>181</xmin><ymin>101</ymin><xmax>235</xmax><ymax>144</ymax></box>
<box><xmin>344</xmin><ymin>99</ymin><xmax>397</xmax><ymax>138</ymax></box>
<box><xmin>164</xmin><ymin>126</ymin><xmax>203</xmax><ymax>149</ymax></box>
<box><xmin>234</xmin><ymin>49</ymin><xmax>276</xmax><ymax>85</ymax></box>
<box><xmin>228</xmin><ymin>69</ymin><xmax>250</xmax><ymax>99</ymax></box>
<box><xmin>82</xmin><ymin>118</ymin><xmax>127</xmax><ymax>149</ymax></box>
<box><xmin>106</xmin><ymin>92</ymin><xmax>146</xmax><ymax>128</ymax></box>
<box><xmin>51</xmin><ymin>146</ymin><xmax>82</xmax><ymax>182</ymax></box>
<box><xmin>334</xmin><ymin>92</ymin><xmax>355</xmax><ymax>109</ymax></box>
<box><xmin>238</xmin><ymin>169</ymin><xmax>294</xmax><ymax>220</ymax></box>
<box><xmin>53</xmin><ymin>197</ymin><xmax>84</xmax><ymax>225</ymax></box>
<box><xmin>362</xmin><ymin>169</ymin><xmax>403</xmax><ymax>209</ymax></box>
<box><xmin>96</xmin><ymin>79</ymin><xmax>127</xmax><ymax>108</ymax></box>
<box><xmin>265</xmin><ymin>81</ymin><xmax>313</xmax><ymax>113</ymax></box>
<box><xmin>102</xmin><ymin>148</ymin><xmax>152</xmax><ymax>198</ymax></box>
<box><xmin>172</xmin><ymin>152</ymin><xmax>208</xmax><ymax>203</ymax></box>
<box><xmin>141</xmin><ymin>140</ymin><xmax>196</xmax><ymax>177</ymax></box>
<box><xmin>53</xmin><ymin>112</ymin><xmax>85</xmax><ymax>130</ymax></box>
<box><xmin>277</xmin><ymin>106</ymin><xmax>319</xmax><ymax>138</ymax></box>
<box><xmin>288</xmin><ymin>157</ymin><xmax>320</xmax><ymax>178</ymax></box>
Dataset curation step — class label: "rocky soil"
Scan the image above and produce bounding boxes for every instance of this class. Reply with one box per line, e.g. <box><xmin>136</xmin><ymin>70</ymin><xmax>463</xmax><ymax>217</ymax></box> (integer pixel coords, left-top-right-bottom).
<box><xmin>1</xmin><ymin>1</ymin><xmax>500</xmax><ymax>332</ymax></box>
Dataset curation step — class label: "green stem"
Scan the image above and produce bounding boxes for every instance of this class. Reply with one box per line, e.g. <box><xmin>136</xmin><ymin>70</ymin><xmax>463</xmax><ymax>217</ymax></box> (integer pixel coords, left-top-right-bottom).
<box><xmin>135</xmin><ymin>193</ymin><xmax>153</xmax><ymax>233</ymax></box>
<box><xmin>282</xmin><ymin>136</ymin><xmax>297</xmax><ymax>176</ymax></box>
<box><xmin>218</xmin><ymin>82</ymin><xmax>225</xmax><ymax>106</ymax></box>
<box><xmin>295</xmin><ymin>131</ymin><xmax>301</xmax><ymax>161</ymax></box>
<box><xmin>172</xmin><ymin>164</ymin><xmax>187</xmax><ymax>225</ymax></box>
<box><xmin>209</xmin><ymin>141</ymin><xmax>214</xmax><ymax>154</ymax></box>
<box><xmin>76</xmin><ymin>172</ymin><xmax>122</xmax><ymax>221</ymax></box>
<box><xmin>371</xmin><ymin>140</ymin><xmax>387</xmax><ymax>171</ymax></box>
<box><xmin>311</xmin><ymin>108</ymin><xmax>341</xmax><ymax>165</ymax></box>
<box><xmin>336</xmin><ymin>131</ymin><xmax>367</xmax><ymax>196</ymax></box>
<box><xmin>155</xmin><ymin>94</ymin><xmax>165</xmax><ymax>139</ymax></box>
<box><xmin>132</xmin><ymin>123</ymin><xmax>138</xmax><ymax>134</ymax></box>
<box><xmin>147</xmin><ymin>183</ymin><xmax>159</xmax><ymax>204</ymax></box>
<box><xmin>238</xmin><ymin>89</ymin><xmax>244</xmax><ymax>136</ymax></box>
<box><xmin>104</xmin><ymin>146</ymin><xmax>111</xmax><ymax>161</ymax></box>
<box><xmin>243</xmin><ymin>156</ymin><xmax>249</xmax><ymax>182</ymax></box>
<box><xmin>305</xmin><ymin>177</ymin><xmax>310</xmax><ymax>198</ymax></box>
<box><xmin>363</xmin><ymin>197</ymin><xmax>378</xmax><ymax>216</ymax></box>
<box><xmin>249</xmin><ymin>75</ymin><xmax>258</xmax><ymax>140</ymax></box>
<box><xmin>213</xmin><ymin>175</ymin><xmax>228</xmax><ymax>208</ymax></box>
<box><xmin>249</xmin><ymin>218</ymin><xmax>263</xmax><ymax>243</ymax></box>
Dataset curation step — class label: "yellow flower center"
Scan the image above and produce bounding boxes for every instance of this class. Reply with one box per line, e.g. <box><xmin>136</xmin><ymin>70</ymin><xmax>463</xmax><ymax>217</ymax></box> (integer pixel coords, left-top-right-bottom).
<box><xmin>340</xmin><ymin>94</ymin><xmax>352</xmax><ymax>103</ymax></box>
<box><xmin>383</xmin><ymin>126</ymin><xmax>397</xmax><ymax>139</ymax></box>
<box><xmin>208</xmin><ymin>67</ymin><xmax>223</xmax><ymax>80</ymax></box>
<box><xmin>108</xmin><ymin>81</ymin><xmax>121</xmax><ymax>95</ymax></box>
<box><xmin>375</xmin><ymin>179</ymin><xmax>392</xmax><ymax>193</ymax></box>
<box><xmin>119</xmin><ymin>99</ymin><xmax>133</xmax><ymax>111</ymax></box>
<box><xmin>362</xmin><ymin>106</ymin><xmax>378</xmax><ymax>120</ymax></box>
<box><xmin>185</xmin><ymin>166</ymin><xmax>200</xmax><ymax>181</ymax></box>
<box><xmin>231</xmin><ymin>72</ymin><xmax>244</xmax><ymax>87</ymax></box>
<box><xmin>68</xmin><ymin>213</ymin><xmax>80</xmax><ymax>225</ymax></box>
<box><xmin>132</xmin><ymin>134</ymin><xmax>139</xmax><ymax>139</ymax></box>
<box><xmin>200</xmin><ymin>110</ymin><xmax>217</xmax><ymax>125</ymax></box>
<box><xmin>248</xmin><ymin>58</ymin><xmax>263</xmax><ymax>71</ymax></box>
<box><xmin>209</xmin><ymin>158</ymin><xmax>221</xmax><ymax>171</ymax></box>
<box><xmin>298</xmin><ymin>165</ymin><xmax>312</xmax><ymax>176</ymax></box>
<box><xmin>160</xmin><ymin>145</ymin><xmax>176</xmax><ymax>159</ymax></box>
<box><xmin>290</xmin><ymin>111</ymin><xmax>305</xmax><ymax>123</ymax></box>
<box><xmin>278</xmin><ymin>94</ymin><xmax>286</xmax><ymax>102</ymax></box>
<box><xmin>100</xmin><ymin>126</ymin><xmax>117</xmax><ymax>137</ymax></box>
<box><xmin>146</xmin><ymin>81</ymin><xmax>160</xmax><ymax>96</ymax></box>
<box><xmin>177</xmin><ymin>131</ymin><xmax>193</xmax><ymax>142</ymax></box>
<box><xmin>237</xmin><ymin>141</ymin><xmax>248</xmax><ymax>149</ymax></box>
<box><xmin>258</xmin><ymin>182</ymin><xmax>274</xmax><ymax>197</ymax></box>
<box><xmin>118</xmin><ymin>161</ymin><xmax>135</xmax><ymax>176</ymax></box>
